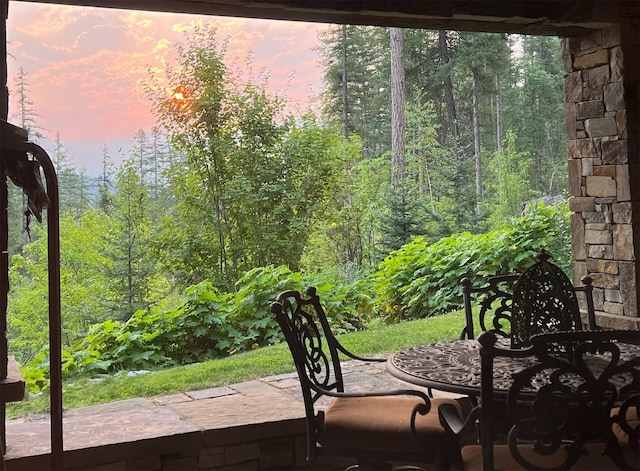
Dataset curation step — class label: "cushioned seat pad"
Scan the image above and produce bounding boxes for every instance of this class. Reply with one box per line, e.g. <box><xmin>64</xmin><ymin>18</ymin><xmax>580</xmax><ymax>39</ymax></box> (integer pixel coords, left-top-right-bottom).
<box><xmin>319</xmin><ymin>396</ymin><xmax>461</xmax><ymax>454</ymax></box>
<box><xmin>460</xmin><ymin>442</ymin><xmax>626</xmax><ymax>470</ymax></box>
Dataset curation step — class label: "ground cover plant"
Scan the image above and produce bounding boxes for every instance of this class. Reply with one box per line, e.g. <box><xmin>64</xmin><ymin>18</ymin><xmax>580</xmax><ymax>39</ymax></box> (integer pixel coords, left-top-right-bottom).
<box><xmin>18</xmin><ymin>202</ymin><xmax>568</xmax><ymax>404</ymax></box>
<box><xmin>8</xmin><ymin>311</ymin><xmax>465</xmax><ymax>419</ymax></box>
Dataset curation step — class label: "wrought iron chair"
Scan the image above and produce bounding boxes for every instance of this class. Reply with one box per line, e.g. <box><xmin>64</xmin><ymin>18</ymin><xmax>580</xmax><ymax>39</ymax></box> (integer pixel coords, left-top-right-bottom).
<box><xmin>271</xmin><ymin>286</ymin><xmax>464</xmax><ymax>471</ymax></box>
<box><xmin>440</xmin><ymin>329</ymin><xmax>640</xmax><ymax>470</ymax></box>
<box><xmin>460</xmin><ymin>251</ymin><xmax>597</xmax><ymax>345</ymax></box>
<box><xmin>460</xmin><ymin>274</ymin><xmax>520</xmax><ymax>340</ymax></box>
<box><xmin>511</xmin><ymin>250</ymin><xmax>597</xmax><ymax>348</ymax></box>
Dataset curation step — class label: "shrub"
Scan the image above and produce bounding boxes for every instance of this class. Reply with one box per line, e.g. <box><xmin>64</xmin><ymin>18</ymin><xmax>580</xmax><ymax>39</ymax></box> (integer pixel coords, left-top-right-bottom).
<box><xmin>373</xmin><ymin>202</ymin><xmax>569</xmax><ymax>320</ymax></box>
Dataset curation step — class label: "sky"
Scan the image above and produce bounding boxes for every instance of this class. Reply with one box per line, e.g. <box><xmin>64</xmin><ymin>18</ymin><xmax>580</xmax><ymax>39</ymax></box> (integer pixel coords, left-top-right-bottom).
<box><xmin>6</xmin><ymin>2</ymin><xmax>327</xmax><ymax>175</ymax></box>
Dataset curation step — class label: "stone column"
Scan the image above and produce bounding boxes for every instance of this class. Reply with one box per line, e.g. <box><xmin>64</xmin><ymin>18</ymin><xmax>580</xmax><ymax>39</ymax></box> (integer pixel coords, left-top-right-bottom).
<box><xmin>563</xmin><ymin>22</ymin><xmax>640</xmax><ymax>329</ymax></box>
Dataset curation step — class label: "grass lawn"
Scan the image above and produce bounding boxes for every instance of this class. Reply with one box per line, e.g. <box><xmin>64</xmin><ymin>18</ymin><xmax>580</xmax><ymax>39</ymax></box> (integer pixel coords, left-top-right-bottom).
<box><xmin>7</xmin><ymin>310</ymin><xmax>466</xmax><ymax>419</ymax></box>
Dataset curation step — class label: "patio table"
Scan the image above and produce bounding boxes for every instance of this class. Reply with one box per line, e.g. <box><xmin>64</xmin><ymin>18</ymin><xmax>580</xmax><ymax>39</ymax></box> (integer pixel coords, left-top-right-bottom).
<box><xmin>386</xmin><ymin>337</ymin><xmax>640</xmax><ymax>397</ymax></box>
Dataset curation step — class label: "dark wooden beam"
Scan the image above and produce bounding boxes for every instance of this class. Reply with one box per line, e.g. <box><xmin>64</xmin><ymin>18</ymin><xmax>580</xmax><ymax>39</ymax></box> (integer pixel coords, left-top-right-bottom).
<box><xmin>11</xmin><ymin>0</ymin><xmax>618</xmax><ymax>36</ymax></box>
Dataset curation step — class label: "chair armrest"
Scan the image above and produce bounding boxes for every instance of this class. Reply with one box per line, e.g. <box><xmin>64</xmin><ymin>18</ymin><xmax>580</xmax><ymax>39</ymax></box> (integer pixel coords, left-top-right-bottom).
<box><xmin>303</xmin><ymin>375</ymin><xmax>432</xmax><ymax>403</ymax></box>
<box><xmin>439</xmin><ymin>403</ymin><xmax>480</xmax><ymax>438</ymax></box>
<box><xmin>335</xmin><ymin>342</ymin><xmax>386</xmax><ymax>362</ymax></box>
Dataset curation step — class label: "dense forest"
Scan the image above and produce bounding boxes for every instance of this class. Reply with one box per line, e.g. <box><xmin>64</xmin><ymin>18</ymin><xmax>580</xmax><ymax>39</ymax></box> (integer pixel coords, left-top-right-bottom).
<box><xmin>5</xmin><ymin>26</ymin><xmax>568</xmax><ymax>384</ymax></box>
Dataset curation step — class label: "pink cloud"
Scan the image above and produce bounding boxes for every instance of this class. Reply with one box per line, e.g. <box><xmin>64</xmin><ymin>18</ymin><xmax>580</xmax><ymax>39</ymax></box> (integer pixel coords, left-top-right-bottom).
<box><xmin>6</xmin><ymin>3</ymin><xmax>325</xmax><ymax>169</ymax></box>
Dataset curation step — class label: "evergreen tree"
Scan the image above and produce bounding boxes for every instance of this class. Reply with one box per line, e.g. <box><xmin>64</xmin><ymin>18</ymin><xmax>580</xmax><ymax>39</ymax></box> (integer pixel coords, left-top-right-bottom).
<box><xmin>10</xmin><ymin>67</ymin><xmax>46</xmax><ymax>252</ymax></box>
<box><xmin>98</xmin><ymin>145</ymin><xmax>115</xmax><ymax>211</ymax></box>
<box><xmin>102</xmin><ymin>159</ymin><xmax>153</xmax><ymax>320</ymax></box>
<box><xmin>507</xmin><ymin>35</ymin><xmax>566</xmax><ymax>195</ymax></box>
<box><xmin>379</xmin><ymin>183</ymin><xmax>426</xmax><ymax>254</ymax></box>
<box><xmin>52</xmin><ymin>133</ymin><xmax>93</xmax><ymax>217</ymax></box>
<box><xmin>319</xmin><ymin>25</ymin><xmax>391</xmax><ymax>157</ymax></box>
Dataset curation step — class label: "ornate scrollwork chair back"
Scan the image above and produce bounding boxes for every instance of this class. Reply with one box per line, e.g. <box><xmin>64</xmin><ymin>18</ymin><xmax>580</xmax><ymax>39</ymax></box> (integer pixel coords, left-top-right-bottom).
<box><xmin>271</xmin><ymin>287</ymin><xmax>464</xmax><ymax>471</ymax></box>
<box><xmin>460</xmin><ymin>275</ymin><xmax>520</xmax><ymax>340</ymax></box>
<box><xmin>474</xmin><ymin>329</ymin><xmax>640</xmax><ymax>471</ymax></box>
<box><xmin>511</xmin><ymin>250</ymin><xmax>597</xmax><ymax>349</ymax></box>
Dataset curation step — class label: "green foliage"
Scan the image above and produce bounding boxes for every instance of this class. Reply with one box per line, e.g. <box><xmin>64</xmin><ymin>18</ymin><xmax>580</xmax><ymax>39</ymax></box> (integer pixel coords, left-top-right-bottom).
<box><xmin>8</xmin><ymin>211</ymin><xmax>113</xmax><ymax>363</ymax></box>
<box><xmin>148</xmin><ymin>27</ymin><xmax>354</xmax><ymax>288</ymax></box>
<box><xmin>483</xmin><ymin>131</ymin><xmax>537</xmax><ymax>228</ymax></box>
<box><xmin>374</xmin><ymin>201</ymin><xmax>569</xmax><ymax>320</ymax></box>
<box><xmin>20</xmin><ymin>201</ymin><xmax>569</xmax><ymax>394</ymax></box>
<box><xmin>9</xmin><ymin>312</ymin><xmax>465</xmax><ymax>418</ymax></box>
<box><xmin>21</xmin><ymin>265</ymin><xmax>370</xmax><ymax>393</ymax></box>
<box><xmin>229</xmin><ymin>265</ymin><xmax>305</xmax><ymax>352</ymax></box>
<box><xmin>102</xmin><ymin>158</ymin><xmax>155</xmax><ymax>320</ymax></box>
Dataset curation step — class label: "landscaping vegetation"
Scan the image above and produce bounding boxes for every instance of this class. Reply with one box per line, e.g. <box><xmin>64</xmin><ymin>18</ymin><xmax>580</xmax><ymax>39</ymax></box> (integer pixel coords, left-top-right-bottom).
<box><xmin>6</xmin><ymin>27</ymin><xmax>569</xmax><ymax>419</ymax></box>
<box><xmin>8</xmin><ymin>310</ymin><xmax>465</xmax><ymax>419</ymax></box>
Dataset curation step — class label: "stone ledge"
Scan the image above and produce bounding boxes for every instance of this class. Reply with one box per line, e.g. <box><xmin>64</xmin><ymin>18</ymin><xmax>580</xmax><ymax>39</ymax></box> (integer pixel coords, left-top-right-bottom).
<box><xmin>593</xmin><ymin>311</ymin><xmax>640</xmax><ymax>330</ymax></box>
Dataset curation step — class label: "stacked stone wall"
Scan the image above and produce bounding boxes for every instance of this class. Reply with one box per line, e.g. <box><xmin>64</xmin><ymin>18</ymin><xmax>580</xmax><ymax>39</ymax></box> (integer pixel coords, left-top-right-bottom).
<box><xmin>563</xmin><ymin>23</ymin><xmax>640</xmax><ymax>329</ymax></box>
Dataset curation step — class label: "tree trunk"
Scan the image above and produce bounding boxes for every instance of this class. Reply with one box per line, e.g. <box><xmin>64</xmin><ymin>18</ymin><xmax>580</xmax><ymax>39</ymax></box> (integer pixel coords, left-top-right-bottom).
<box><xmin>341</xmin><ymin>24</ymin><xmax>349</xmax><ymax>138</ymax></box>
<box><xmin>472</xmin><ymin>71</ymin><xmax>482</xmax><ymax>214</ymax></box>
<box><xmin>390</xmin><ymin>27</ymin><xmax>405</xmax><ymax>188</ymax></box>
<box><xmin>496</xmin><ymin>75</ymin><xmax>503</xmax><ymax>151</ymax></box>
<box><xmin>438</xmin><ymin>30</ymin><xmax>458</xmax><ymax>140</ymax></box>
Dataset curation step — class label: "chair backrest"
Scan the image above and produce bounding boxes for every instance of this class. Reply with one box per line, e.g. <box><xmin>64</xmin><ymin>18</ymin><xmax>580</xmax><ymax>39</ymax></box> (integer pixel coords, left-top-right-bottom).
<box><xmin>511</xmin><ymin>250</ymin><xmax>583</xmax><ymax>348</ymax></box>
<box><xmin>270</xmin><ymin>287</ymin><xmax>344</xmax><ymax>461</ymax></box>
<box><xmin>461</xmin><ymin>274</ymin><xmax>520</xmax><ymax>340</ymax></box>
<box><xmin>478</xmin><ymin>329</ymin><xmax>640</xmax><ymax>470</ymax></box>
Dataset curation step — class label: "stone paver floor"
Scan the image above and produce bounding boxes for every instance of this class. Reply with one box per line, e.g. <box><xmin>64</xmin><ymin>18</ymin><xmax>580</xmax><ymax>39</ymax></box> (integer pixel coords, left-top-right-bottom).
<box><xmin>5</xmin><ymin>358</ymin><xmax>460</xmax><ymax>461</ymax></box>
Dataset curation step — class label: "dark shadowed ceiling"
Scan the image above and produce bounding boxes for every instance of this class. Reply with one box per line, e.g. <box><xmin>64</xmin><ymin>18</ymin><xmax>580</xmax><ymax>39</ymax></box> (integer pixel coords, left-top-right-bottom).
<box><xmin>11</xmin><ymin>1</ymin><xmax>640</xmax><ymax>36</ymax></box>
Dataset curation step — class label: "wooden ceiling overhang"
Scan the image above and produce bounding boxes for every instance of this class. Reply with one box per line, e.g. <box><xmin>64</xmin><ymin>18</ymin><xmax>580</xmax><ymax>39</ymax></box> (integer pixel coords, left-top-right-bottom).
<box><xmin>11</xmin><ymin>1</ymin><xmax>639</xmax><ymax>36</ymax></box>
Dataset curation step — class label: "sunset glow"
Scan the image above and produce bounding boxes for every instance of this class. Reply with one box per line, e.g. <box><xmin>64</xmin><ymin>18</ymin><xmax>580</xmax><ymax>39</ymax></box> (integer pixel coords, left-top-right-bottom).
<box><xmin>6</xmin><ymin>2</ymin><xmax>326</xmax><ymax>174</ymax></box>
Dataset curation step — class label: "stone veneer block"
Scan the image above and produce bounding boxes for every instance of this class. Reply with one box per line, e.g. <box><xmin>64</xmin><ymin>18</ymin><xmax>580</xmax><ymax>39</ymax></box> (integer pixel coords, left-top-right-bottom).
<box><xmin>580</xmin><ymin>31</ymin><xmax>602</xmax><ymax>51</ymax></box>
<box><xmin>226</xmin><ymin>443</ymin><xmax>261</xmax><ymax>465</ymax></box>
<box><xmin>568</xmin><ymin>159</ymin><xmax>582</xmax><ymax>196</ymax></box>
<box><xmin>619</xmin><ymin>261</ymin><xmax>638</xmax><ymax>316</ymax></box>
<box><xmin>593</xmin><ymin>287</ymin><xmax>605</xmax><ymax>310</ymax></box>
<box><xmin>612</xmin><ymin>202</ymin><xmax>633</xmax><ymax>224</ymax></box>
<box><xmin>576</xmin><ymin>100</ymin><xmax>604</xmax><ymax>119</ymax></box>
<box><xmin>568</xmin><ymin>138</ymin><xmax>599</xmax><ymax>158</ymax></box>
<box><xmin>587</xmin><ymin>64</ymin><xmax>610</xmax><ymax>87</ymax></box>
<box><xmin>586</xmin><ymin>176</ymin><xmax>617</xmax><ymax>197</ymax></box>
<box><xmin>199</xmin><ymin>447</ymin><xmax>226</xmax><ymax>469</ymax></box>
<box><xmin>571</xmin><ymin>213</ymin><xmax>586</xmax><ymax>260</ymax></box>
<box><xmin>616</xmin><ymin>109</ymin><xmax>627</xmax><ymax>138</ymax></box>
<box><xmin>613</xmin><ymin>224</ymin><xmax>635</xmax><ymax>261</ymax></box>
<box><xmin>573</xmin><ymin>49</ymin><xmax>609</xmax><ymax>69</ymax></box>
<box><xmin>582</xmin><ymin>158</ymin><xmax>594</xmax><ymax>176</ymax></box>
<box><xmin>604</xmin><ymin>82</ymin><xmax>626</xmax><ymax>111</ymax></box>
<box><xmin>601</xmin><ymin>26</ymin><xmax>621</xmax><ymax>49</ymax></box>
<box><xmin>569</xmin><ymin>196</ymin><xmax>596</xmax><ymax>212</ymax></box>
<box><xmin>610</xmin><ymin>45</ymin><xmax>625</xmax><ymax>82</ymax></box>
<box><xmin>564</xmin><ymin>71</ymin><xmax>583</xmax><ymax>102</ymax></box>
<box><xmin>583</xmin><ymin>85</ymin><xmax>603</xmax><ymax>100</ymax></box>
<box><xmin>603</xmin><ymin>301</ymin><xmax>625</xmax><ymax>315</ymax></box>
<box><xmin>585</xmin><ymin>223</ymin><xmax>608</xmax><ymax>231</ymax></box>
<box><xmin>602</xmin><ymin>139</ymin><xmax>629</xmax><ymax>165</ymax></box>
<box><xmin>583</xmin><ymin>211</ymin><xmax>606</xmax><ymax>224</ymax></box>
<box><xmin>591</xmin><ymin>272</ymin><xmax>619</xmax><ymax>289</ymax></box>
<box><xmin>565</xmin><ymin>101</ymin><xmax>577</xmax><ymax>139</ymax></box>
<box><xmin>588</xmin><ymin>244</ymin><xmax>613</xmax><ymax>259</ymax></box>
<box><xmin>259</xmin><ymin>437</ymin><xmax>296</xmax><ymax>469</ymax></box>
<box><xmin>586</xmin><ymin>258</ymin><xmax>619</xmax><ymax>274</ymax></box>
<box><xmin>593</xmin><ymin>165</ymin><xmax>616</xmax><ymax>177</ymax></box>
<box><xmin>585</xmin><ymin>117</ymin><xmax>619</xmax><ymax>137</ymax></box>
<box><xmin>574</xmin><ymin>260</ymin><xmax>587</xmax><ymax>282</ymax></box>
<box><xmin>605</xmin><ymin>289</ymin><xmax>623</xmax><ymax>303</ymax></box>
<box><xmin>585</xmin><ymin>229</ymin><xmax>612</xmax><ymax>244</ymax></box>
<box><xmin>616</xmin><ymin>165</ymin><xmax>631</xmax><ymax>201</ymax></box>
